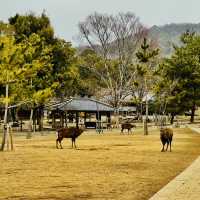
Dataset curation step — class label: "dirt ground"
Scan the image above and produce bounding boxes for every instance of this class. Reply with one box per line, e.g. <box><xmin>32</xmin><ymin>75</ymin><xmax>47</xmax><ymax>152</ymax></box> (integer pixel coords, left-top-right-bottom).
<box><xmin>1</xmin><ymin>127</ymin><xmax>200</xmax><ymax>200</ymax></box>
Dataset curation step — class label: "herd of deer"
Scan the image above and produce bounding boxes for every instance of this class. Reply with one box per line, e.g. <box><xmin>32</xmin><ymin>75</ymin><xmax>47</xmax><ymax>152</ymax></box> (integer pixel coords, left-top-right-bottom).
<box><xmin>56</xmin><ymin>123</ymin><xmax>173</xmax><ymax>152</ymax></box>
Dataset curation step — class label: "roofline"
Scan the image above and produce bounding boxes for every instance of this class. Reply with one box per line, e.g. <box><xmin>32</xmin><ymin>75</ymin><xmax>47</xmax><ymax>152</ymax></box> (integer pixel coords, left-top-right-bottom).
<box><xmin>70</xmin><ymin>97</ymin><xmax>114</xmax><ymax>109</ymax></box>
<box><xmin>45</xmin><ymin>99</ymin><xmax>72</xmax><ymax>109</ymax></box>
<box><xmin>45</xmin><ymin>97</ymin><xmax>114</xmax><ymax>110</ymax></box>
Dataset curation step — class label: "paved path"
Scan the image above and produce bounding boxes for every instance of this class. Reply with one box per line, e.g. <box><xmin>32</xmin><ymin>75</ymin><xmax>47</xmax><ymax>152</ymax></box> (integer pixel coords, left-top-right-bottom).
<box><xmin>149</xmin><ymin>125</ymin><xmax>200</xmax><ymax>200</ymax></box>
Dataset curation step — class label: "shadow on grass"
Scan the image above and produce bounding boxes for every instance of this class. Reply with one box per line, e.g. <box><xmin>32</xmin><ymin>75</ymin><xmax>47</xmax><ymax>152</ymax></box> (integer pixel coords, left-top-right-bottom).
<box><xmin>76</xmin><ymin>147</ymin><xmax>110</xmax><ymax>151</ymax></box>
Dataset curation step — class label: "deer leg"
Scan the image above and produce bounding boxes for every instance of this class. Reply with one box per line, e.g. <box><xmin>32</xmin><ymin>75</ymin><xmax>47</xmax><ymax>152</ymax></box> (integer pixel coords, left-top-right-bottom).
<box><xmin>74</xmin><ymin>138</ymin><xmax>77</xmax><ymax>149</ymax></box>
<box><xmin>166</xmin><ymin>142</ymin><xmax>169</xmax><ymax>151</ymax></box>
<box><xmin>58</xmin><ymin>138</ymin><xmax>63</xmax><ymax>149</ymax></box>
<box><xmin>121</xmin><ymin>128</ymin><xmax>123</xmax><ymax>134</ymax></box>
<box><xmin>161</xmin><ymin>141</ymin><xmax>166</xmax><ymax>152</ymax></box>
<box><xmin>56</xmin><ymin>139</ymin><xmax>59</xmax><ymax>149</ymax></box>
<box><xmin>170</xmin><ymin>140</ymin><xmax>172</xmax><ymax>152</ymax></box>
<box><xmin>71</xmin><ymin>138</ymin><xmax>76</xmax><ymax>149</ymax></box>
<box><xmin>59</xmin><ymin>140</ymin><xmax>63</xmax><ymax>149</ymax></box>
<box><xmin>71</xmin><ymin>138</ymin><xmax>73</xmax><ymax>148</ymax></box>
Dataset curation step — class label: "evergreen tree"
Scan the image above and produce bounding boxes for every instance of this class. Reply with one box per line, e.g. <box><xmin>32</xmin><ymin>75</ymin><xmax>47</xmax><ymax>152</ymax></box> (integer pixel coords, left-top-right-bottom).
<box><xmin>8</xmin><ymin>12</ymin><xmax>79</xmax><ymax>131</ymax></box>
<box><xmin>158</xmin><ymin>31</ymin><xmax>200</xmax><ymax>123</ymax></box>
<box><xmin>136</xmin><ymin>38</ymin><xmax>159</xmax><ymax>135</ymax></box>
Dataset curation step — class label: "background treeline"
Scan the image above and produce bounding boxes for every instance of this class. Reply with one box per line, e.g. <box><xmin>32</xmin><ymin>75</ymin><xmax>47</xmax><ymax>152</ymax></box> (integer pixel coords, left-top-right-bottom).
<box><xmin>0</xmin><ymin>11</ymin><xmax>200</xmax><ymax>128</ymax></box>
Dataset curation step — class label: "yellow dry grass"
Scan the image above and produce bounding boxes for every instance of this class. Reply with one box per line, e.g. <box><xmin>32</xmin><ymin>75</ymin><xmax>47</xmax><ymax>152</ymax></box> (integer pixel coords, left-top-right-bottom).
<box><xmin>1</xmin><ymin>128</ymin><xmax>200</xmax><ymax>200</ymax></box>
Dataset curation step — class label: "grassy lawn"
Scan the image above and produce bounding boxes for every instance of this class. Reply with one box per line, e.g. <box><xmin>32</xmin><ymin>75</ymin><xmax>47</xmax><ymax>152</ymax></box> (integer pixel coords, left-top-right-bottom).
<box><xmin>1</xmin><ymin>128</ymin><xmax>200</xmax><ymax>200</ymax></box>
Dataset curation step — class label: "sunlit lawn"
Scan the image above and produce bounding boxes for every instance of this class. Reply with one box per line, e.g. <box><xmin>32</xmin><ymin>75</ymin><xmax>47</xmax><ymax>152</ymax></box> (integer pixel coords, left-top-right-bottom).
<box><xmin>1</xmin><ymin>128</ymin><xmax>200</xmax><ymax>200</ymax></box>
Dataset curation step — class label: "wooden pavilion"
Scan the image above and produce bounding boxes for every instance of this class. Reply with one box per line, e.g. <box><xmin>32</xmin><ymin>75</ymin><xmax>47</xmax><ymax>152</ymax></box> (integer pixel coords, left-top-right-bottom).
<box><xmin>46</xmin><ymin>97</ymin><xmax>114</xmax><ymax>130</ymax></box>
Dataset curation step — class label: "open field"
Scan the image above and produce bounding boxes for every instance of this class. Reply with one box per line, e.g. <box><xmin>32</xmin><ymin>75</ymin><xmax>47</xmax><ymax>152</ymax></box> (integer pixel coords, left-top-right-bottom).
<box><xmin>1</xmin><ymin>128</ymin><xmax>200</xmax><ymax>200</ymax></box>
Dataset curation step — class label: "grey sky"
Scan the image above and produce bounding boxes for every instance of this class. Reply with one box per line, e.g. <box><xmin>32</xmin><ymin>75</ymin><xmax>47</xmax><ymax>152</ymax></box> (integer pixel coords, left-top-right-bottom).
<box><xmin>1</xmin><ymin>0</ymin><xmax>200</xmax><ymax>45</ymax></box>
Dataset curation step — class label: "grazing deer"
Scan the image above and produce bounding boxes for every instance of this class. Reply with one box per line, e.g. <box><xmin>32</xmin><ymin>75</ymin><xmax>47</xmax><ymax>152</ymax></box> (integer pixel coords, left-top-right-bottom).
<box><xmin>121</xmin><ymin>123</ymin><xmax>136</xmax><ymax>134</ymax></box>
<box><xmin>160</xmin><ymin>128</ymin><xmax>173</xmax><ymax>152</ymax></box>
<box><xmin>56</xmin><ymin>127</ymin><xmax>84</xmax><ymax>149</ymax></box>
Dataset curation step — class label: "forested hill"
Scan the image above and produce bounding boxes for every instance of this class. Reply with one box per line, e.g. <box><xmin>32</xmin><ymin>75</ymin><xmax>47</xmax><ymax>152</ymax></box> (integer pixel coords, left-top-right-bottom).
<box><xmin>149</xmin><ymin>23</ymin><xmax>200</xmax><ymax>56</ymax></box>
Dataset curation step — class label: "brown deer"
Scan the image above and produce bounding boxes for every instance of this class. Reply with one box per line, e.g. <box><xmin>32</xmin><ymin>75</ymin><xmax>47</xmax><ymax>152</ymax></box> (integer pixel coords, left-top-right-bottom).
<box><xmin>56</xmin><ymin>127</ymin><xmax>84</xmax><ymax>149</ymax></box>
<box><xmin>121</xmin><ymin>123</ymin><xmax>136</xmax><ymax>134</ymax></box>
<box><xmin>160</xmin><ymin>128</ymin><xmax>173</xmax><ymax>152</ymax></box>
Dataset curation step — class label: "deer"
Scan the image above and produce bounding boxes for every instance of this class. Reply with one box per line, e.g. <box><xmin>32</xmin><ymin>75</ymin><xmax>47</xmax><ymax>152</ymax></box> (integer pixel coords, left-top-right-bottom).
<box><xmin>121</xmin><ymin>123</ymin><xmax>136</xmax><ymax>134</ymax></box>
<box><xmin>160</xmin><ymin>128</ymin><xmax>173</xmax><ymax>152</ymax></box>
<box><xmin>56</xmin><ymin>127</ymin><xmax>84</xmax><ymax>149</ymax></box>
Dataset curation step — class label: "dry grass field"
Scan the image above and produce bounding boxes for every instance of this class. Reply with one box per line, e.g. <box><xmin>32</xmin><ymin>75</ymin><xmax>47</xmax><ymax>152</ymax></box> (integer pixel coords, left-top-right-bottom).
<box><xmin>1</xmin><ymin>127</ymin><xmax>200</xmax><ymax>200</ymax></box>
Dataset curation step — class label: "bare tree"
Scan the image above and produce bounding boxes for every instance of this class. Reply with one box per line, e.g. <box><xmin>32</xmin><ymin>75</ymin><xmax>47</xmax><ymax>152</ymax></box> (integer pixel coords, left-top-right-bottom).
<box><xmin>78</xmin><ymin>12</ymin><xmax>147</xmax><ymax>110</ymax></box>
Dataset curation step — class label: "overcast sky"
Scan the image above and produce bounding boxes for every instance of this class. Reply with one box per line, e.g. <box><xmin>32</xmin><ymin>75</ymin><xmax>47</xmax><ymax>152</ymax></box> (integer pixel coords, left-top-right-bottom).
<box><xmin>1</xmin><ymin>0</ymin><xmax>200</xmax><ymax>45</ymax></box>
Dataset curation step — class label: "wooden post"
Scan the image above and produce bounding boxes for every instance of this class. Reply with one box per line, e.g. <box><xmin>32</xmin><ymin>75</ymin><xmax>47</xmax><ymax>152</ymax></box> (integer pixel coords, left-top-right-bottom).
<box><xmin>84</xmin><ymin>112</ymin><xmax>87</xmax><ymax>124</ymax></box>
<box><xmin>64</xmin><ymin>112</ymin><xmax>67</xmax><ymax>127</ymax></box>
<box><xmin>107</xmin><ymin>112</ymin><xmax>111</xmax><ymax>123</ymax></box>
<box><xmin>106</xmin><ymin>112</ymin><xmax>111</xmax><ymax>130</ymax></box>
<box><xmin>52</xmin><ymin>111</ymin><xmax>55</xmax><ymax>129</ymax></box>
<box><xmin>60</xmin><ymin>112</ymin><xmax>64</xmax><ymax>127</ymax></box>
<box><xmin>75</xmin><ymin>112</ymin><xmax>79</xmax><ymax>128</ymax></box>
<box><xmin>96</xmin><ymin>112</ymin><xmax>102</xmax><ymax>133</ymax></box>
<box><xmin>38</xmin><ymin>106</ymin><xmax>44</xmax><ymax>132</ymax></box>
<box><xmin>29</xmin><ymin>109</ymin><xmax>33</xmax><ymax>132</ymax></box>
<box><xmin>1</xmin><ymin>83</ymin><xmax>9</xmax><ymax>151</ymax></box>
<box><xmin>10</xmin><ymin>126</ymin><xmax>13</xmax><ymax>151</ymax></box>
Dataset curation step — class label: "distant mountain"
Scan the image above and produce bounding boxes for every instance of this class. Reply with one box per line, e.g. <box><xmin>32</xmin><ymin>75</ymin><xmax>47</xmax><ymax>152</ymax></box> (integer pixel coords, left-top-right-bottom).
<box><xmin>77</xmin><ymin>23</ymin><xmax>200</xmax><ymax>57</ymax></box>
<box><xmin>149</xmin><ymin>23</ymin><xmax>200</xmax><ymax>56</ymax></box>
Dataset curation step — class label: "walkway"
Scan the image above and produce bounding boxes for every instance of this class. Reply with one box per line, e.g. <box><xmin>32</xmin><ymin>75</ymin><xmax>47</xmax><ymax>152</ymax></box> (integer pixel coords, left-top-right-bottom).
<box><xmin>149</xmin><ymin>125</ymin><xmax>200</xmax><ymax>200</ymax></box>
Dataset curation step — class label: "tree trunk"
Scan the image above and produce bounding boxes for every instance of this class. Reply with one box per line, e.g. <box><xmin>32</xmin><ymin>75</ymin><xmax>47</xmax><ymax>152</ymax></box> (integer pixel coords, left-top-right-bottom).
<box><xmin>113</xmin><ymin>108</ymin><xmax>120</xmax><ymax>128</ymax></box>
<box><xmin>190</xmin><ymin>103</ymin><xmax>196</xmax><ymax>123</ymax></box>
<box><xmin>170</xmin><ymin>113</ymin><xmax>175</xmax><ymax>124</ymax></box>
<box><xmin>33</xmin><ymin>108</ymin><xmax>36</xmax><ymax>132</ymax></box>
<box><xmin>27</xmin><ymin>108</ymin><xmax>33</xmax><ymax>139</ymax></box>
<box><xmin>137</xmin><ymin>102</ymin><xmax>143</xmax><ymax>121</ymax></box>
<box><xmin>29</xmin><ymin>108</ymin><xmax>33</xmax><ymax>131</ymax></box>
<box><xmin>38</xmin><ymin>106</ymin><xmax>44</xmax><ymax>132</ymax></box>
<box><xmin>144</xmin><ymin>78</ymin><xmax>148</xmax><ymax>135</ymax></box>
<box><xmin>1</xmin><ymin>83</ymin><xmax>13</xmax><ymax>151</ymax></box>
<box><xmin>20</xmin><ymin>120</ymin><xmax>23</xmax><ymax>132</ymax></box>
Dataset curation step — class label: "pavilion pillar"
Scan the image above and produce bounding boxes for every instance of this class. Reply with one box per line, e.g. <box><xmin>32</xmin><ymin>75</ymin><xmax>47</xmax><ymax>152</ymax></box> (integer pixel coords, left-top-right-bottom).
<box><xmin>107</xmin><ymin>112</ymin><xmax>111</xmax><ymax>123</ymax></box>
<box><xmin>60</xmin><ymin>112</ymin><xmax>64</xmax><ymax>128</ymax></box>
<box><xmin>64</xmin><ymin>113</ymin><xmax>67</xmax><ymax>127</ymax></box>
<box><xmin>75</xmin><ymin>112</ymin><xmax>79</xmax><ymax>128</ymax></box>
<box><xmin>96</xmin><ymin>112</ymin><xmax>101</xmax><ymax>121</ymax></box>
<box><xmin>96</xmin><ymin>112</ymin><xmax>102</xmax><ymax>133</ymax></box>
<box><xmin>84</xmin><ymin>112</ymin><xmax>87</xmax><ymax>125</ymax></box>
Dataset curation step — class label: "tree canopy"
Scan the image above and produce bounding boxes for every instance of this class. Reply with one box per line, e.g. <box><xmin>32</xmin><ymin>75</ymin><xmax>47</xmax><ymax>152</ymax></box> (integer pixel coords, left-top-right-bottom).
<box><xmin>156</xmin><ymin>31</ymin><xmax>200</xmax><ymax>122</ymax></box>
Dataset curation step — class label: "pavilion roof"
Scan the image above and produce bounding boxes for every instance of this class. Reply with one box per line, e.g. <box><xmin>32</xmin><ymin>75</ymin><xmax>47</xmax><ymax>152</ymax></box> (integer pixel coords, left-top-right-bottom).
<box><xmin>46</xmin><ymin>97</ymin><xmax>114</xmax><ymax>112</ymax></box>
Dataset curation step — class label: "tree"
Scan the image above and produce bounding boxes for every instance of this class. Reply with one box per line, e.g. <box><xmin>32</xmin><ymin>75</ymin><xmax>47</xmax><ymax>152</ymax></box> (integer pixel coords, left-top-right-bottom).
<box><xmin>9</xmin><ymin>12</ymin><xmax>79</xmax><ymax>131</ymax></box>
<box><xmin>78</xmin><ymin>12</ymin><xmax>147</xmax><ymax>109</ymax></box>
<box><xmin>17</xmin><ymin>33</ymin><xmax>54</xmax><ymax>133</ymax></box>
<box><xmin>51</xmin><ymin>38</ymin><xmax>79</xmax><ymax>99</ymax></box>
<box><xmin>136</xmin><ymin>38</ymin><xmax>159</xmax><ymax>135</ymax></box>
<box><xmin>158</xmin><ymin>31</ymin><xmax>200</xmax><ymax>123</ymax></box>
<box><xmin>0</xmin><ymin>35</ymin><xmax>26</xmax><ymax>150</ymax></box>
<box><xmin>78</xmin><ymin>49</ymin><xmax>102</xmax><ymax>97</ymax></box>
<box><xmin>9</xmin><ymin>12</ymin><xmax>54</xmax><ymax>43</ymax></box>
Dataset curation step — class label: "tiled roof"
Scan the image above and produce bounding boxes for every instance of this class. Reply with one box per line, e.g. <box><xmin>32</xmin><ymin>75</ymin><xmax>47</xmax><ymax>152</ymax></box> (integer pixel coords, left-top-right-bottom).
<box><xmin>46</xmin><ymin>97</ymin><xmax>114</xmax><ymax>112</ymax></box>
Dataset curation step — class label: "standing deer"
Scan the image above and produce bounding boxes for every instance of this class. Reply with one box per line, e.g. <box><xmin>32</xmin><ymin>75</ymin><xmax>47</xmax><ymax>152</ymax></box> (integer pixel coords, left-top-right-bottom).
<box><xmin>56</xmin><ymin>127</ymin><xmax>84</xmax><ymax>149</ymax></box>
<box><xmin>160</xmin><ymin>128</ymin><xmax>173</xmax><ymax>152</ymax></box>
